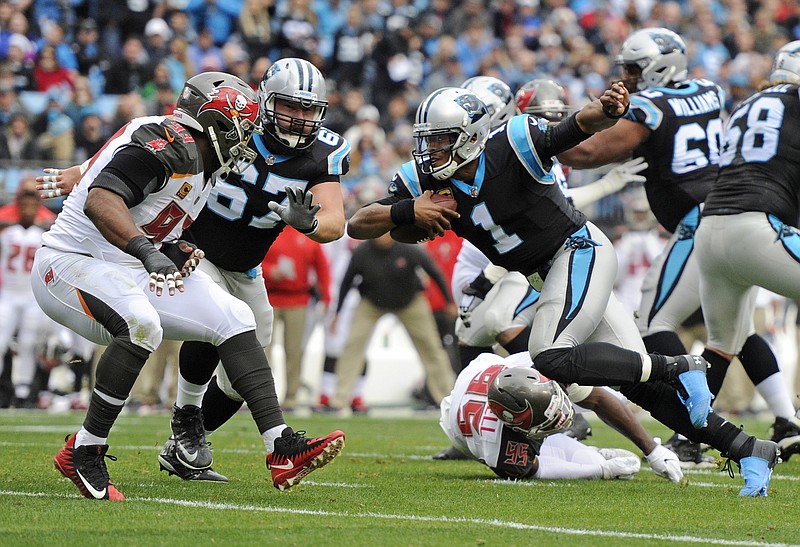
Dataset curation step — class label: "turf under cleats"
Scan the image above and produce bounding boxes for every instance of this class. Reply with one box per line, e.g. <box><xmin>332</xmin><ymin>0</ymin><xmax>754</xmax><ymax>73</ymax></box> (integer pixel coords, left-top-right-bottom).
<box><xmin>672</xmin><ymin>355</ymin><xmax>712</xmax><ymax>429</ymax></box>
<box><xmin>769</xmin><ymin>416</ymin><xmax>800</xmax><ymax>462</ymax></box>
<box><xmin>266</xmin><ymin>428</ymin><xmax>345</xmax><ymax>491</ymax></box>
<box><xmin>737</xmin><ymin>440</ymin><xmax>780</xmax><ymax>497</ymax></box>
<box><xmin>54</xmin><ymin>433</ymin><xmax>124</xmax><ymax>501</ymax></box>
<box><xmin>158</xmin><ymin>437</ymin><xmax>229</xmax><ymax>482</ymax></box>
<box><xmin>664</xmin><ymin>433</ymin><xmax>716</xmax><ymax>469</ymax></box>
<box><xmin>170</xmin><ymin>404</ymin><xmax>213</xmax><ymax>470</ymax></box>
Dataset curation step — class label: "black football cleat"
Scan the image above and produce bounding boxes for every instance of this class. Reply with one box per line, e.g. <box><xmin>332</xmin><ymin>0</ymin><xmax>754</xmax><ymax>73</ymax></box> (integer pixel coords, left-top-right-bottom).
<box><xmin>170</xmin><ymin>404</ymin><xmax>213</xmax><ymax>470</ymax></box>
<box><xmin>158</xmin><ymin>438</ymin><xmax>228</xmax><ymax>482</ymax></box>
<box><xmin>54</xmin><ymin>433</ymin><xmax>124</xmax><ymax>500</ymax></box>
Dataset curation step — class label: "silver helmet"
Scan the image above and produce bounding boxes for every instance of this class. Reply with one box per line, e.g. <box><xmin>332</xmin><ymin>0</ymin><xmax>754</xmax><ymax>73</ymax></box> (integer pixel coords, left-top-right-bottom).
<box><xmin>616</xmin><ymin>27</ymin><xmax>688</xmax><ymax>90</ymax></box>
<box><xmin>412</xmin><ymin>87</ymin><xmax>490</xmax><ymax>180</ymax></box>
<box><xmin>174</xmin><ymin>71</ymin><xmax>261</xmax><ymax>176</ymax></box>
<box><xmin>514</xmin><ymin>78</ymin><xmax>571</xmax><ymax>122</ymax></box>
<box><xmin>769</xmin><ymin>40</ymin><xmax>800</xmax><ymax>84</ymax></box>
<box><xmin>487</xmin><ymin>367</ymin><xmax>574</xmax><ymax>440</ymax></box>
<box><xmin>461</xmin><ymin>76</ymin><xmax>516</xmax><ymax>129</ymax></box>
<box><xmin>259</xmin><ymin>58</ymin><xmax>327</xmax><ymax>149</ymax></box>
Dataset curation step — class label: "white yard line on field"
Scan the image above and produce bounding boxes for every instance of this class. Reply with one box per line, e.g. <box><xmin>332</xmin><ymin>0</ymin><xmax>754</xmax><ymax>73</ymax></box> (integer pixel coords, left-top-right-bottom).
<box><xmin>0</xmin><ymin>490</ymin><xmax>796</xmax><ymax>547</ymax></box>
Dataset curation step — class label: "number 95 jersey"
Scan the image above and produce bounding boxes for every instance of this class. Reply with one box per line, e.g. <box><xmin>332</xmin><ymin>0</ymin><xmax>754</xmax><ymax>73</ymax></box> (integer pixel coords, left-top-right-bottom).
<box><xmin>184</xmin><ymin>129</ymin><xmax>350</xmax><ymax>272</ymax></box>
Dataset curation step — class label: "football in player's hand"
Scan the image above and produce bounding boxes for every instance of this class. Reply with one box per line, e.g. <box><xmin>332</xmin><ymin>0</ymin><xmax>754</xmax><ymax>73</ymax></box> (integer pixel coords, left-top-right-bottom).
<box><xmin>430</xmin><ymin>191</ymin><xmax>458</xmax><ymax>211</ymax></box>
<box><xmin>390</xmin><ymin>192</ymin><xmax>458</xmax><ymax>244</ymax></box>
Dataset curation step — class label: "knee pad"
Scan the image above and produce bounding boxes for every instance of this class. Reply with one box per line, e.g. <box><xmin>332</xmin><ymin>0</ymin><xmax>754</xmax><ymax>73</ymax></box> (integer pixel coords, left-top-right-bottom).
<box><xmin>532</xmin><ymin>347</ymin><xmax>575</xmax><ymax>382</ymax></box>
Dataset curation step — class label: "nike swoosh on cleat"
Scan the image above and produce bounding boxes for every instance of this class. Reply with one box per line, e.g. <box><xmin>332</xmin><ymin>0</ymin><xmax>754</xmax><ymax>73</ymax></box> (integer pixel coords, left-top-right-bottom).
<box><xmin>76</xmin><ymin>469</ymin><xmax>106</xmax><ymax>499</ymax></box>
<box><xmin>271</xmin><ymin>459</ymin><xmax>294</xmax><ymax>470</ymax></box>
<box><xmin>177</xmin><ymin>444</ymin><xmax>198</xmax><ymax>463</ymax></box>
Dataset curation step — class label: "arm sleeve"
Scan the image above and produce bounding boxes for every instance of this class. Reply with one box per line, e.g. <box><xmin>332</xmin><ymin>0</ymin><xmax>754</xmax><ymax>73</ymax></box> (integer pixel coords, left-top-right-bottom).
<box><xmin>544</xmin><ymin>113</ymin><xmax>594</xmax><ymax>158</ymax></box>
<box><xmin>89</xmin><ymin>145</ymin><xmax>167</xmax><ymax>208</ymax></box>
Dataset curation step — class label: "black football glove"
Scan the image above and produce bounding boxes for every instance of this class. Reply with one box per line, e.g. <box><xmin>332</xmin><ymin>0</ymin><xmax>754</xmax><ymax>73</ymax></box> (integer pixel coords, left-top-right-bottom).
<box><xmin>125</xmin><ymin>235</ymin><xmax>183</xmax><ymax>296</ymax></box>
<box><xmin>160</xmin><ymin>239</ymin><xmax>204</xmax><ymax>276</ymax></box>
<box><xmin>459</xmin><ymin>272</ymin><xmax>495</xmax><ymax>327</ymax></box>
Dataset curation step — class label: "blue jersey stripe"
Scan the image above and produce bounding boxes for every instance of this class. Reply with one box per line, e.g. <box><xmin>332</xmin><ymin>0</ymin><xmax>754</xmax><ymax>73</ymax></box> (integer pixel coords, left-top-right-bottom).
<box><xmin>507</xmin><ymin>116</ymin><xmax>554</xmax><ymax>182</ymax></box>
<box><xmin>328</xmin><ymin>139</ymin><xmax>351</xmax><ymax>175</ymax></box>
<box><xmin>629</xmin><ymin>95</ymin><xmax>664</xmax><ymax>130</ymax></box>
<box><xmin>566</xmin><ymin>226</ymin><xmax>593</xmax><ymax>320</ymax></box>
<box><xmin>514</xmin><ymin>287</ymin><xmax>540</xmax><ymax>317</ymax></box>
<box><xmin>769</xmin><ymin>214</ymin><xmax>800</xmax><ymax>262</ymax></box>
<box><xmin>398</xmin><ymin>161</ymin><xmax>423</xmax><ymax>197</ymax></box>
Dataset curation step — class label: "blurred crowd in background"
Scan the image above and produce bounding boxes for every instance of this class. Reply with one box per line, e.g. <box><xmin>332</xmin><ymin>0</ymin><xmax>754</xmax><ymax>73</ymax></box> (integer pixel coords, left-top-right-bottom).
<box><xmin>2</xmin><ymin>0</ymin><xmax>800</xmax><ymax>414</ymax></box>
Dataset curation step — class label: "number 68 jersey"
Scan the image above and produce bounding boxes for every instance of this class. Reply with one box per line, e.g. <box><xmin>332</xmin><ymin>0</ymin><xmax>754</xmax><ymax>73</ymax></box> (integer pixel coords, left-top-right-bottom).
<box><xmin>704</xmin><ymin>83</ymin><xmax>800</xmax><ymax>226</ymax></box>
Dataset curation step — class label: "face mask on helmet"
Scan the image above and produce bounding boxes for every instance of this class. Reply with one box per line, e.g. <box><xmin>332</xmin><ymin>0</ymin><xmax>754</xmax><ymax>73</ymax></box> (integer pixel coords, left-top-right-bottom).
<box><xmin>769</xmin><ymin>40</ymin><xmax>800</xmax><ymax>84</ymax></box>
<box><xmin>259</xmin><ymin>58</ymin><xmax>328</xmax><ymax>150</ymax></box>
<box><xmin>515</xmin><ymin>79</ymin><xmax>571</xmax><ymax>122</ymax></box>
<box><xmin>412</xmin><ymin>87</ymin><xmax>490</xmax><ymax>180</ymax></box>
<box><xmin>615</xmin><ymin>27</ymin><xmax>688</xmax><ymax>91</ymax></box>
<box><xmin>174</xmin><ymin>72</ymin><xmax>262</xmax><ymax>178</ymax></box>
<box><xmin>487</xmin><ymin>367</ymin><xmax>575</xmax><ymax>440</ymax></box>
<box><xmin>462</xmin><ymin>76</ymin><xmax>516</xmax><ymax>129</ymax></box>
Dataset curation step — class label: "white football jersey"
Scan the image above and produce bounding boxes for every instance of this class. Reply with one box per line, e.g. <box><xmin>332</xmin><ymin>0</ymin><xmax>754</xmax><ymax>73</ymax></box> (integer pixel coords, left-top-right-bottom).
<box><xmin>42</xmin><ymin>116</ymin><xmax>211</xmax><ymax>269</ymax></box>
<box><xmin>0</xmin><ymin>223</ymin><xmax>44</xmax><ymax>294</ymax></box>
<box><xmin>441</xmin><ymin>352</ymin><xmax>592</xmax><ymax>466</ymax></box>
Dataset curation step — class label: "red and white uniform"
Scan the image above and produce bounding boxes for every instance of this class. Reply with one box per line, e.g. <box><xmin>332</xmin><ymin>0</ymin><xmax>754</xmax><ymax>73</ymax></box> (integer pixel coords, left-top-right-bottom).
<box><xmin>32</xmin><ymin>117</ymin><xmax>257</xmax><ymax>352</ymax></box>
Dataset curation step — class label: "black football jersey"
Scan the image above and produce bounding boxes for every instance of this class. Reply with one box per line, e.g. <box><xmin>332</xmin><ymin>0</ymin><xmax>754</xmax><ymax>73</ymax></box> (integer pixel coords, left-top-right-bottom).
<box><xmin>704</xmin><ymin>84</ymin><xmax>800</xmax><ymax>226</ymax></box>
<box><xmin>382</xmin><ymin>115</ymin><xmax>586</xmax><ymax>276</ymax></box>
<box><xmin>183</xmin><ymin>128</ymin><xmax>350</xmax><ymax>272</ymax></box>
<box><xmin>627</xmin><ymin>79</ymin><xmax>724</xmax><ymax>232</ymax></box>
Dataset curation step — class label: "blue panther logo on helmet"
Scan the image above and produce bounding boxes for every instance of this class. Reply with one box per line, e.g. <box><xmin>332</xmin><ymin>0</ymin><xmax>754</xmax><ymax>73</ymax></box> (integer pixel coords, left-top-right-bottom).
<box><xmin>455</xmin><ymin>94</ymin><xmax>488</xmax><ymax>123</ymax></box>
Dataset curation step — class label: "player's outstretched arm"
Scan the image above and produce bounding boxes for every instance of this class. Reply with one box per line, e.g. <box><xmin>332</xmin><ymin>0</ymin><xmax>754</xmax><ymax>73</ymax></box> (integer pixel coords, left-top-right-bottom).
<box><xmin>576</xmin><ymin>81</ymin><xmax>630</xmax><ymax>134</ymax></box>
<box><xmin>36</xmin><ymin>161</ymin><xmax>88</xmax><ymax>199</ymax></box>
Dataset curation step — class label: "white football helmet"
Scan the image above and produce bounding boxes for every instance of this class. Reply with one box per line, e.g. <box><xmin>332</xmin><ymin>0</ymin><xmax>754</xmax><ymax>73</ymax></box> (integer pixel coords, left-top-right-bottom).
<box><xmin>413</xmin><ymin>87</ymin><xmax>491</xmax><ymax>180</ymax></box>
<box><xmin>259</xmin><ymin>57</ymin><xmax>327</xmax><ymax>150</ymax></box>
<box><xmin>174</xmin><ymin>72</ymin><xmax>261</xmax><ymax>177</ymax></box>
<box><xmin>770</xmin><ymin>40</ymin><xmax>800</xmax><ymax>84</ymax></box>
<box><xmin>616</xmin><ymin>27</ymin><xmax>688</xmax><ymax>90</ymax></box>
<box><xmin>461</xmin><ymin>76</ymin><xmax>516</xmax><ymax>129</ymax></box>
<box><xmin>487</xmin><ymin>367</ymin><xmax>574</xmax><ymax>440</ymax></box>
<box><xmin>515</xmin><ymin>79</ymin><xmax>571</xmax><ymax>122</ymax></box>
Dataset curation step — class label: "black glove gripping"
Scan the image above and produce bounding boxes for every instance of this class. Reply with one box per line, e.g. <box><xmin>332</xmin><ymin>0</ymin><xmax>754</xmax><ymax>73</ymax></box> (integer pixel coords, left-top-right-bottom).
<box><xmin>125</xmin><ymin>235</ymin><xmax>181</xmax><ymax>295</ymax></box>
<box><xmin>160</xmin><ymin>239</ymin><xmax>202</xmax><ymax>274</ymax></box>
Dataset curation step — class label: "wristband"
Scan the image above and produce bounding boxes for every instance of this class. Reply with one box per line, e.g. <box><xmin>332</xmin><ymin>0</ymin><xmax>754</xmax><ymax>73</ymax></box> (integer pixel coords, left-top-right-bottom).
<box><xmin>390</xmin><ymin>199</ymin><xmax>416</xmax><ymax>226</ymax></box>
<box><xmin>125</xmin><ymin>234</ymin><xmax>158</xmax><ymax>262</ymax></box>
<box><xmin>297</xmin><ymin>217</ymin><xmax>320</xmax><ymax>236</ymax></box>
<box><xmin>603</xmin><ymin>104</ymin><xmax>629</xmax><ymax>119</ymax></box>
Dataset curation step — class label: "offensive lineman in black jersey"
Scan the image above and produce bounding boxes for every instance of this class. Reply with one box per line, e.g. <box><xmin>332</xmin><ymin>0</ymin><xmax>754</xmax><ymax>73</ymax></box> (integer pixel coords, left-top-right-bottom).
<box><xmin>38</xmin><ymin>59</ymin><xmax>351</xmax><ymax>490</ymax></box>
<box><xmin>347</xmin><ymin>84</ymin><xmax>779</xmax><ymax>496</ymax></box>
<box><xmin>558</xmin><ymin>27</ymin><xmax>797</xmax><ymax>465</ymax></box>
<box><xmin>695</xmin><ymin>41</ymin><xmax>800</xmax><ymax>462</ymax></box>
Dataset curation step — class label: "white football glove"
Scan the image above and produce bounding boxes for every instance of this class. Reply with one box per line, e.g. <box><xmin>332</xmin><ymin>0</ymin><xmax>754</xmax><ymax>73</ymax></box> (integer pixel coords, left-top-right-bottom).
<box><xmin>646</xmin><ymin>443</ymin><xmax>684</xmax><ymax>483</ymax></box>
<box><xmin>568</xmin><ymin>156</ymin><xmax>648</xmax><ymax>209</ymax></box>
<box><xmin>268</xmin><ymin>187</ymin><xmax>321</xmax><ymax>235</ymax></box>
<box><xmin>600</xmin><ymin>455</ymin><xmax>641</xmax><ymax>480</ymax></box>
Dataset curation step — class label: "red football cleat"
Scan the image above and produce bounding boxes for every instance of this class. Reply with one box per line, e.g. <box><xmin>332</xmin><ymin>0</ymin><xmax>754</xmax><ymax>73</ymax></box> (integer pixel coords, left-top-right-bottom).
<box><xmin>54</xmin><ymin>433</ymin><xmax>124</xmax><ymax>501</ymax></box>
<box><xmin>266</xmin><ymin>429</ymin><xmax>345</xmax><ymax>491</ymax></box>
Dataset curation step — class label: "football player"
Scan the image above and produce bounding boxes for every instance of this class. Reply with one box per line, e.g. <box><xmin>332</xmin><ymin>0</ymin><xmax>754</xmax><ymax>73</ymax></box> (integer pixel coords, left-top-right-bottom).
<box><xmin>557</xmin><ymin>27</ymin><xmax>797</xmax><ymax>466</ymax></box>
<box><xmin>42</xmin><ymin>59</ymin><xmax>351</xmax><ymax>486</ymax></box>
<box><xmin>33</xmin><ymin>72</ymin><xmax>344</xmax><ymax>500</ymax></box>
<box><xmin>0</xmin><ymin>185</ymin><xmax>51</xmax><ymax>407</ymax></box>
<box><xmin>346</xmin><ymin>83</ymin><xmax>779</xmax><ymax>495</ymax></box>
<box><xmin>695</xmin><ymin>40</ymin><xmax>800</xmax><ymax>462</ymax></box>
<box><xmin>442</xmin><ymin>352</ymin><xmax>675</xmax><ymax>482</ymax></box>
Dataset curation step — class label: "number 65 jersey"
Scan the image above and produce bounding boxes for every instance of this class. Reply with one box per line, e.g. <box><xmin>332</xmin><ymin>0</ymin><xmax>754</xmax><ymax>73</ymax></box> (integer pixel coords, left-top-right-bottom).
<box><xmin>704</xmin><ymin>83</ymin><xmax>800</xmax><ymax>225</ymax></box>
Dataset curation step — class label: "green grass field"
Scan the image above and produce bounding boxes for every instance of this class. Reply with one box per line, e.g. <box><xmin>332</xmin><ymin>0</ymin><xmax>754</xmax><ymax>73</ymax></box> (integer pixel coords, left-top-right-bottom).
<box><xmin>1</xmin><ymin>409</ymin><xmax>798</xmax><ymax>546</ymax></box>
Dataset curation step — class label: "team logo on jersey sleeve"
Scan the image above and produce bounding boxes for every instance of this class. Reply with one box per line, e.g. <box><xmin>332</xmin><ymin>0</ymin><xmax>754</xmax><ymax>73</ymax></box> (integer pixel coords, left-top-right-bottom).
<box><xmin>145</xmin><ymin>138</ymin><xmax>169</xmax><ymax>153</ymax></box>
